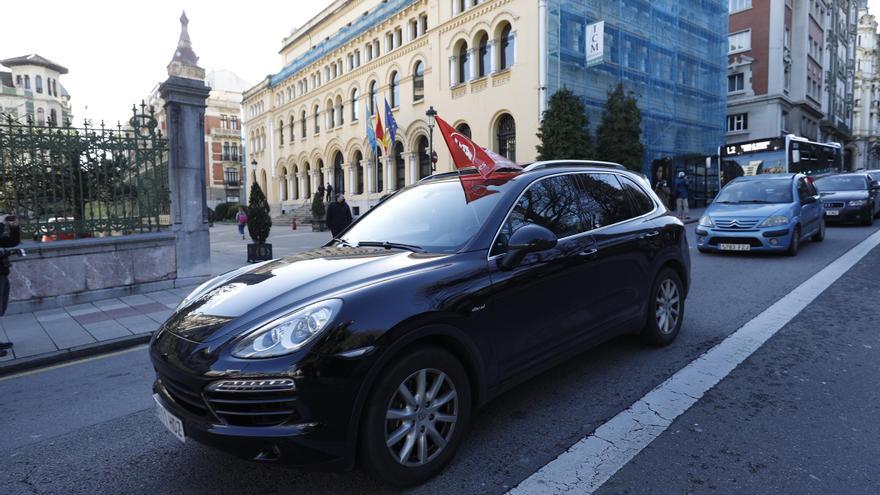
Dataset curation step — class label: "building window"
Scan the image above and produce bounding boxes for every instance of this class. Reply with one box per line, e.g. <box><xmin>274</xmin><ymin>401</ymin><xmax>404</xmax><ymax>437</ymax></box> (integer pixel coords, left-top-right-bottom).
<box><xmin>369</xmin><ymin>81</ymin><xmax>377</xmax><ymax>115</ymax></box>
<box><xmin>279</xmin><ymin>120</ymin><xmax>284</xmax><ymax>145</ymax></box>
<box><xmin>15</xmin><ymin>75</ymin><xmax>22</xmax><ymax>87</ymax></box>
<box><xmin>223</xmin><ymin>142</ymin><xmax>230</xmax><ymax>160</ymax></box>
<box><xmin>36</xmin><ymin>107</ymin><xmax>45</xmax><ymax>126</ymax></box>
<box><xmin>413</xmin><ymin>61</ymin><xmax>425</xmax><ymax>101</ymax></box>
<box><xmin>729</xmin><ymin>0</ymin><xmax>751</xmax><ymax>13</ymax></box>
<box><xmin>301</xmin><ymin>111</ymin><xmax>307</xmax><ymax>138</ymax></box>
<box><xmin>500</xmin><ymin>23</ymin><xmax>515</xmax><ymax>70</ymax></box>
<box><xmin>354</xmin><ymin>150</ymin><xmax>364</xmax><ymax>194</ymax></box>
<box><xmin>728</xmin><ymin>73</ymin><xmax>744</xmax><ymax>93</ymax></box>
<box><xmin>456</xmin><ymin>123</ymin><xmax>472</xmax><ymax>138</ymax></box>
<box><xmin>314</xmin><ymin>105</ymin><xmax>320</xmax><ymax>133</ymax></box>
<box><xmin>35</xmin><ymin>75</ymin><xmax>43</xmax><ymax>93</ymax></box>
<box><xmin>377</xmin><ymin>148</ymin><xmax>384</xmax><ymax>192</ymax></box>
<box><xmin>478</xmin><ymin>33</ymin><xmax>490</xmax><ymax>77</ymax></box>
<box><xmin>352</xmin><ymin>88</ymin><xmax>360</xmax><ymax>121</ymax></box>
<box><xmin>24</xmin><ymin>75</ymin><xmax>30</xmax><ymax>90</ymax></box>
<box><xmin>390</xmin><ymin>71</ymin><xmax>400</xmax><ymax>108</ymax></box>
<box><xmin>289</xmin><ymin>116</ymin><xmax>295</xmax><ymax>140</ymax></box>
<box><xmin>727</xmin><ymin>113</ymin><xmax>748</xmax><ymax>132</ymax></box>
<box><xmin>496</xmin><ymin>113</ymin><xmax>516</xmax><ymax>161</ymax></box>
<box><xmin>394</xmin><ymin>141</ymin><xmax>405</xmax><ymax>189</ymax></box>
<box><xmin>231</xmin><ymin>116</ymin><xmax>239</xmax><ymax>129</ymax></box>
<box><xmin>421</xmin><ymin>14</ymin><xmax>428</xmax><ymax>34</ymax></box>
<box><xmin>728</xmin><ymin>30</ymin><xmax>751</xmax><ymax>54</ymax></box>
<box><xmin>417</xmin><ymin>136</ymin><xmax>431</xmax><ymax>179</ymax></box>
<box><xmin>409</xmin><ymin>19</ymin><xmax>418</xmax><ymax>40</ymax></box>
<box><xmin>457</xmin><ymin>42</ymin><xmax>470</xmax><ymax>84</ymax></box>
<box><xmin>220</xmin><ymin>114</ymin><xmax>228</xmax><ymax>129</ymax></box>
<box><xmin>49</xmin><ymin>108</ymin><xmax>57</xmax><ymax>126</ymax></box>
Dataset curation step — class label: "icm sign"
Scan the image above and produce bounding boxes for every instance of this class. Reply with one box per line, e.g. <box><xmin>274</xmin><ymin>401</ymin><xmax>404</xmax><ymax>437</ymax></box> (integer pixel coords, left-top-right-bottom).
<box><xmin>586</xmin><ymin>21</ymin><xmax>604</xmax><ymax>67</ymax></box>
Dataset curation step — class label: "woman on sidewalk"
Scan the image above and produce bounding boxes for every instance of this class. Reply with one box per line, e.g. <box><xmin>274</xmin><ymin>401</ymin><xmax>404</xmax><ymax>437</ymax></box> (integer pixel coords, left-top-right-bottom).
<box><xmin>235</xmin><ymin>206</ymin><xmax>248</xmax><ymax>240</ymax></box>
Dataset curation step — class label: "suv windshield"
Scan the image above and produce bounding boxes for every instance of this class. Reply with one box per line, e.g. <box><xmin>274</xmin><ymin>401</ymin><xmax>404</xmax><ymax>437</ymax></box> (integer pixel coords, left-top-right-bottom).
<box><xmin>340</xmin><ymin>177</ymin><xmax>512</xmax><ymax>253</ymax></box>
<box><xmin>715</xmin><ymin>179</ymin><xmax>793</xmax><ymax>204</ymax></box>
<box><xmin>814</xmin><ymin>176</ymin><xmax>866</xmax><ymax>192</ymax></box>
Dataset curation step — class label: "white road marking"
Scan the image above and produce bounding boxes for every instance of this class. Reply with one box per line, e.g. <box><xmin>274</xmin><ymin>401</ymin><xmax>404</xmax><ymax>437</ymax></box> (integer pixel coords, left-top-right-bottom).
<box><xmin>509</xmin><ymin>229</ymin><xmax>880</xmax><ymax>494</ymax></box>
<box><xmin>0</xmin><ymin>344</ymin><xmax>148</xmax><ymax>382</ymax></box>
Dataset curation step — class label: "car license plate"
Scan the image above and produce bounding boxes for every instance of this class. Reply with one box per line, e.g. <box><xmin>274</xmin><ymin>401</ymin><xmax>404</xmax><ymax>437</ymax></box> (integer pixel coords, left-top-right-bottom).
<box><xmin>718</xmin><ymin>243</ymin><xmax>750</xmax><ymax>251</ymax></box>
<box><xmin>154</xmin><ymin>394</ymin><xmax>185</xmax><ymax>443</ymax></box>
<box><xmin>826</xmin><ymin>210</ymin><xmax>839</xmax><ymax>216</ymax></box>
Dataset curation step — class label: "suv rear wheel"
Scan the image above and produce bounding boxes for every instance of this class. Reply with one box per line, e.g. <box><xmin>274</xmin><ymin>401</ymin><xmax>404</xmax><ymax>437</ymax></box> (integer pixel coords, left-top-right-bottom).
<box><xmin>360</xmin><ymin>346</ymin><xmax>472</xmax><ymax>486</ymax></box>
<box><xmin>641</xmin><ymin>268</ymin><xmax>685</xmax><ymax>346</ymax></box>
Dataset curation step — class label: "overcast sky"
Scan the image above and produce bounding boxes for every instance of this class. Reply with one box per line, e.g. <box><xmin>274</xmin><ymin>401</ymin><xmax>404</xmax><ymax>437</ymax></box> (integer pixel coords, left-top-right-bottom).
<box><xmin>2</xmin><ymin>0</ymin><xmax>332</xmax><ymax>125</ymax></box>
<box><xmin>5</xmin><ymin>1</ymin><xmax>880</xmax><ymax>125</ymax></box>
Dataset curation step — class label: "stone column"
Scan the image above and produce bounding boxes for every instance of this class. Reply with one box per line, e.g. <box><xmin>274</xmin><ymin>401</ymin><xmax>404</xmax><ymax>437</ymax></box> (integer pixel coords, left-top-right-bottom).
<box><xmin>297</xmin><ymin>173</ymin><xmax>305</xmax><ymax>200</ymax></box>
<box><xmin>406</xmin><ymin>151</ymin><xmax>418</xmax><ymax>185</ymax></box>
<box><xmin>366</xmin><ymin>160</ymin><xmax>374</xmax><ymax>194</ymax></box>
<box><xmin>345</xmin><ymin>164</ymin><xmax>354</xmax><ymax>195</ymax></box>
<box><xmin>449</xmin><ymin>56</ymin><xmax>458</xmax><ymax>87</ymax></box>
<box><xmin>160</xmin><ymin>11</ymin><xmax>212</xmax><ymax>283</ymax></box>
<box><xmin>469</xmin><ymin>48</ymin><xmax>478</xmax><ymax>81</ymax></box>
<box><xmin>385</xmin><ymin>157</ymin><xmax>394</xmax><ymax>192</ymax></box>
<box><xmin>489</xmin><ymin>40</ymin><xmax>497</xmax><ymax>73</ymax></box>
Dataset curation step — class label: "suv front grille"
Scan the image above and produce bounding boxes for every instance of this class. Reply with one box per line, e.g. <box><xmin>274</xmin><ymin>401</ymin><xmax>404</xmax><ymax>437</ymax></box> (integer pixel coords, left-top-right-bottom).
<box><xmin>158</xmin><ymin>373</ymin><xmax>209</xmax><ymax>417</ymax></box>
<box><xmin>205</xmin><ymin>379</ymin><xmax>297</xmax><ymax>427</ymax></box>
<box><xmin>824</xmin><ymin>202</ymin><xmax>844</xmax><ymax>208</ymax></box>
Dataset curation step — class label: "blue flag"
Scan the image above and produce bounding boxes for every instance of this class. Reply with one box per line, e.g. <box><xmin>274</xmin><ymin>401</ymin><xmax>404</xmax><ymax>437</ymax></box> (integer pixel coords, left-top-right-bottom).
<box><xmin>365</xmin><ymin>104</ymin><xmax>377</xmax><ymax>154</ymax></box>
<box><xmin>384</xmin><ymin>98</ymin><xmax>398</xmax><ymax>150</ymax></box>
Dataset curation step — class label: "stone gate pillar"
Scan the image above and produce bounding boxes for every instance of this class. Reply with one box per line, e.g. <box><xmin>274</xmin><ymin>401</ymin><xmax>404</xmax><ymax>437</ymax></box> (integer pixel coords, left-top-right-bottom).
<box><xmin>160</xmin><ymin>12</ymin><xmax>212</xmax><ymax>283</ymax></box>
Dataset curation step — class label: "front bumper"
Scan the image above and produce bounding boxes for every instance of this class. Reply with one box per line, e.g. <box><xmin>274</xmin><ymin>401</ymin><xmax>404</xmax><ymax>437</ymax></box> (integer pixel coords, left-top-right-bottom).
<box><xmin>823</xmin><ymin>205</ymin><xmax>872</xmax><ymax>223</ymax></box>
<box><xmin>695</xmin><ymin>226</ymin><xmax>793</xmax><ymax>252</ymax></box>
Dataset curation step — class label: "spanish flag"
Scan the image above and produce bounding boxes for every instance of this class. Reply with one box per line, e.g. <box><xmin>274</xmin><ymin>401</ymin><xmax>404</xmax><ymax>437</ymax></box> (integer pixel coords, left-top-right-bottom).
<box><xmin>374</xmin><ymin>105</ymin><xmax>388</xmax><ymax>154</ymax></box>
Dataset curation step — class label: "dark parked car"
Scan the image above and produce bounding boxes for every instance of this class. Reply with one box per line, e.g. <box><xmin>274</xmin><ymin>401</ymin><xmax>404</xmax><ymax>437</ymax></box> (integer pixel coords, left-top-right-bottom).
<box><xmin>149</xmin><ymin>161</ymin><xmax>691</xmax><ymax>486</ymax></box>
<box><xmin>814</xmin><ymin>173</ymin><xmax>880</xmax><ymax>226</ymax></box>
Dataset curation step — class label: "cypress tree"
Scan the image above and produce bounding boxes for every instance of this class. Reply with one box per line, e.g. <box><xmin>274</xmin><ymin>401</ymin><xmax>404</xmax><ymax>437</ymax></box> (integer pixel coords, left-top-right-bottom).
<box><xmin>596</xmin><ymin>83</ymin><xmax>645</xmax><ymax>173</ymax></box>
<box><xmin>247</xmin><ymin>182</ymin><xmax>272</xmax><ymax>244</ymax></box>
<box><xmin>536</xmin><ymin>88</ymin><xmax>594</xmax><ymax>160</ymax></box>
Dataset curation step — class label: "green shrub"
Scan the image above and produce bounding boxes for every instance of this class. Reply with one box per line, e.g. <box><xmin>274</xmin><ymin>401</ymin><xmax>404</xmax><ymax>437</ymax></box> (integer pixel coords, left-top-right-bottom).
<box><xmin>247</xmin><ymin>183</ymin><xmax>272</xmax><ymax>243</ymax></box>
<box><xmin>311</xmin><ymin>192</ymin><xmax>325</xmax><ymax>221</ymax></box>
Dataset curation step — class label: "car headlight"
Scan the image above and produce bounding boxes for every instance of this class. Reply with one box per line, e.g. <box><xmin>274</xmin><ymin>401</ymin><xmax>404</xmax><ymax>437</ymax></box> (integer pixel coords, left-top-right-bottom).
<box><xmin>698</xmin><ymin>215</ymin><xmax>715</xmax><ymax>227</ymax></box>
<box><xmin>759</xmin><ymin>215</ymin><xmax>790</xmax><ymax>227</ymax></box>
<box><xmin>232</xmin><ymin>300</ymin><xmax>343</xmax><ymax>358</ymax></box>
<box><xmin>848</xmin><ymin>200</ymin><xmax>867</xmax><ymax>207</ymax></box>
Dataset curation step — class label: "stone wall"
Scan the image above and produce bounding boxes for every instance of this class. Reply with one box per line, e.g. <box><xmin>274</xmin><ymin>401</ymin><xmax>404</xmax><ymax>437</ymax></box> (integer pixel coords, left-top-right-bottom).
<box><xmin>6</xmin><ymin>233</ymin><xmax>188</xmax><ymax>314</ymax></box>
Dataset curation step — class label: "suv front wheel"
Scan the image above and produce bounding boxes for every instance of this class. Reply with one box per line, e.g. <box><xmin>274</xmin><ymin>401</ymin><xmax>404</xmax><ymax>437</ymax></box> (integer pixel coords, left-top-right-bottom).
<box><xmin>360</xmin><ymin>346</ymin><xmax>472</xmax><ymax>486</ymax></box>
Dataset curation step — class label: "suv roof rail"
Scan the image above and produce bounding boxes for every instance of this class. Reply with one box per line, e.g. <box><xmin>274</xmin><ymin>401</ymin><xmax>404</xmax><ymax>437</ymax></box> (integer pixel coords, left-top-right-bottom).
<box><xmin>523</xmin><ymin>160</ymin><xmax>626</xmax><ymax>172</ymax></box>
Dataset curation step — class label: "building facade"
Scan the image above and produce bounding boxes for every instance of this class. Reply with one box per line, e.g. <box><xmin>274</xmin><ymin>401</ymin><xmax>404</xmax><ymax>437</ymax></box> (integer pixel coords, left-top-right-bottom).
<box><xmin>148</xmin><ymin>70</ymin><xmax>248</xmax><ymax>208</ymax></box>
<box><xmin>0</xmin><ymin>54</ymin><xmax>72</xmax><ymax>125</ymax></box>
<box><xmin>851</xmin><ymin>6</ymin><xmax>880</xmax><ymax>169</ymax></box>
<box><xmin>243</xmin><ymin>0</ymin><xmax>728</xmax><ymax>215</ymax></box>
<box><xmin>727</xmin><ymin>0</ymin><xmax>857</xmax><ymax>167</ymax></box>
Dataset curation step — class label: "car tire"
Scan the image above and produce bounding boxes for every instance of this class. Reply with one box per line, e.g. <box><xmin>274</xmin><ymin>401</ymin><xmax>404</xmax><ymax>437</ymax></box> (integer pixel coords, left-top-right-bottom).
<box><xmin>697</xmin><ymin>247</ymin><xmax>711</xmax><ymax>254</ymax></box>
<box><xmin>641</xmin><ymin>268</ymin><xmax>685</xmax><ymax>346</ymax></box>
<box><xmin>863</xmin><ymin>212</ymin><xmax>874</xmax><ymax>226</ymax></box>
<box><xmin>360</xmin><ymin>345</ymin><xmax>472</xmax><ymax>487</ymax></box>
<box><xmin>786</xmin><ymin>226</ymin><xmax>800</xmax><ymax>256</ymax></box>
<box><xmin>811</xmin><ymin>220</ymin><xmax>825</xmax><ymax>242</ymax></box>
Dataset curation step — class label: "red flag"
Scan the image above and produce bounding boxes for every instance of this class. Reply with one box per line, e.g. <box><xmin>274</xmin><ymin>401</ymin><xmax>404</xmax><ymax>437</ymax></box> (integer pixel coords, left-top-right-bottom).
<box><xmin>374</xmin><ymin>111</ymin><xmax>387</xmax><ymax>154</ymax></box>
<box><xmin>459</xmin><ymin>172</ymin><xmax>519</xmax><ymax>203</ymax></box>
<box><xmin>435</xmin><ymin>116</ymin><xmax>520</xmax><ymax>178</ymax></box>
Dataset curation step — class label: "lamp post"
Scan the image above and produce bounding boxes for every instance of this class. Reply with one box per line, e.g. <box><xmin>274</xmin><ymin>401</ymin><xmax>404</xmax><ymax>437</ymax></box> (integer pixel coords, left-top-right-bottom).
<box><xmin>426</xmin><ymin>106</ymin><xmax>437</xmax><ymax>171</ymax></box>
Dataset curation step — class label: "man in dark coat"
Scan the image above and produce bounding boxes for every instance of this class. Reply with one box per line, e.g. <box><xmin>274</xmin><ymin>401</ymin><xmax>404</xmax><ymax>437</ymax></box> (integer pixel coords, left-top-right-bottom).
<box><xmin>0</xmin><ymin>213</ymin><xmax>21</xmax><ymax>356</ymax></box>
<box><xmin>316</xmin><ymin>183</ymin><xmax>325</xmax><ymax>201</ymax></box>
<box><xmin>325</xmin><ymin>194</ymin><xmax>353</xmax><ymax>238</ymax></box>
<box><xmin>325</xmin><ymin>182</ymin><xmax>334</xmax><ymax>203</ymax></box>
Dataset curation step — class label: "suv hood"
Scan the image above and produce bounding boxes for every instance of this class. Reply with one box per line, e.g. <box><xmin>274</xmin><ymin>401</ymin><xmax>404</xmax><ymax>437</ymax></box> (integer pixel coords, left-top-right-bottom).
<box><xmin>165</xmin><ymin>246</ymin><xmax>448</xmax><ymax>342</ymax></box>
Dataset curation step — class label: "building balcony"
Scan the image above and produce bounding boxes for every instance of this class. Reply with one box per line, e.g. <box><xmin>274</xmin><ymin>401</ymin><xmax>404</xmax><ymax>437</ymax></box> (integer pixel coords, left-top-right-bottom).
<box><xmin>212</xmin><ymin>127</ymin><xmax>242</xmax><ymax>138</ymax></box>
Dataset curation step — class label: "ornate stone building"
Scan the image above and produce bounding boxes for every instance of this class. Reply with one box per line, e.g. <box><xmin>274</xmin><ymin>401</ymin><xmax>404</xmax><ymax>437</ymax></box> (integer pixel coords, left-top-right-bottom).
<box><xmin>0</xmin><ymin>54</ymin><xmax>72</xmax><ymax>125</ymax></box>
<box><xmin>852</xmin><ymin>5</ymin><xmax>880</xmax><ymax>169</ymax></box>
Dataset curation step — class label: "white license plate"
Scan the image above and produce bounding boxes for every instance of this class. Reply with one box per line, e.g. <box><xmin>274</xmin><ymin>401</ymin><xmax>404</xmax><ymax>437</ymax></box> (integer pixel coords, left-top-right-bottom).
<box><xmin>154</xmin><ymin>394</ymin><xmax>186</xmax><ymax>443</ymax></box>
<box><xmin>826</xmin><ymin>210</ymin><xmax>840</xmax><ymax>216</ymax></box>
<box><xmin>718</xmin><ymin>243</ymin><xmax>751</xmax><ymax>251</ymax></box>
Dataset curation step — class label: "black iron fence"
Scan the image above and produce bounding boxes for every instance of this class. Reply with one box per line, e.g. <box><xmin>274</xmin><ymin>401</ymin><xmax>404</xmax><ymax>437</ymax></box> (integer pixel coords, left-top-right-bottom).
<box><xmin>0</xmin><ymin>103</ymin><xmax>170</xmax><ymax>240</ymax></box>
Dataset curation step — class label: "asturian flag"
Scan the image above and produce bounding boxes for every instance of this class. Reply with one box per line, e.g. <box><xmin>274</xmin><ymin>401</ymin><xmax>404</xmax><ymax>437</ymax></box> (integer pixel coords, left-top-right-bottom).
<box><xmin>365</xmin><ymin>105</ymin><xmax>377</xmax><ymax>154</ymax></box>
<box><xmin>384</xmin><ymin>98</ymin><xmax>398</xmax><ymax>152</ymax></box>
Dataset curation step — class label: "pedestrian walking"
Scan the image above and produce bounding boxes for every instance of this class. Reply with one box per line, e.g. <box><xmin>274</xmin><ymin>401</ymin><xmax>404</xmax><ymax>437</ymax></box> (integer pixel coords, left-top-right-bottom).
<box><xmin>326</xmin><ymin>182</ymin><xmax>334</xmax><ymax>203</ymax></box>
<box><xmin>654</xmin><ymin>179</ymin><xmax>671</xmax><ymax>209</ymax></box>
<box><xmin>317</xmin><ymin>183</ymin><xmax>325</xmax><ymax>202</ymax></box>
<box><xmin>235</xmin><ymin>206</ymin><xmax>248</xmax><ymax>240</ymax></box>
<box><xmin>674</xmin><ymin>171</ymin><xmax>690</xmax><ymax>219</ymax></box>
<box><xmin>0</xmin><ymin>213</ymin><xmax>21</xmax><ymax>357</ymax></box>
<box><xmin>325</xmin><ymin>194</ymin><xmax>353</xmax><ymax>238</ymax></box>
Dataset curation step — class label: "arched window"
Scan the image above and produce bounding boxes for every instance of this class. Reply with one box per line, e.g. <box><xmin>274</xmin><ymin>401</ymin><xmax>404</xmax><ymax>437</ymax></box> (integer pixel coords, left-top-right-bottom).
<box><xmin>279</xmin><ymin>120</ymin><xmax>284</xmax><ymax>145</ymax></box>
<box><xmin>351</xmin><ymin>88</ymin><xmax>360</xmax><ymax>121</ymax></box>
<box><xmin>281</xmin><ymin>167</ymin><xmax>289</xmax><ymax>201</ymax></box>
<box><xmin>289</xmin><ymin>116</ymin><xmax>295</xmax><ymax>140</ymax></box>
<box><xmin>369</xmin><ymin>81</ymin><xmax>377</xmax><ymax>115</ymax></box>
<box><xmin>327</xmin><ymin>100</ymin><xmax>335</xmax><ymax>128</ymax></box>
<box><xmin>314</xmin><ymin>105</ymin><xmax>320</xmax><ymax>133</ymax></box>
<box><xmin>413</xmin><ymin>61</ymin><xmax>425</xmax><ymax>101</ymax></box>
<box><xmin>376</xmin><ymin>148</ymin><xmax>384</xmax><ymax>193</ymax></box>
<box><xmin>500</xmin><ymin>23</ymin><xmax>515</xmax><ymax>70</ymax></box>
<box><xmin>496</xmin><ymin>113</ymin><xmax>516</xmax><ymax>162</ymax></box>
<box><xmin>394</xmin><ymin>141</ymin><xmax>405</xmax><ymax>189</ymax></box>
<box><xmin>35</xmin><ymin>75</ymin><xmax>43</xmax><ymax>93</ymax></box>
<box><xmin>456</xmin><ymin>123</ymin><xmax>472</xmax><ymax>138</ymax></box>
<box><xmin>53</xmin><ymin>79</ymin><xmax>57</xmax><ymax>96</ymax></box>
<box><xmin>390</xmin><ymin>71</ymin><xmax>400</xmax><ymax>108</ymax></box>
<box><xmin>458</xmin><ymin>42</ymin><xmax>470</xmax><ymax>84</ymax></box>
<box><xmin>301</xmin><ymin>111</ymin><xmax>307</xmax><ymax>138</ymax></box>
<box><xmin>36</xmin><ymin>107</ymin><xmax>45</xmax><ymax>126</ymax></box>
<box><xmin>417</xmin><ymin>136</ymin><xmax>431</xmax><ymax>179</ymax></box>
<box><xmin>478</xmin><ymin>33</ymin><xmax>490</xmax><ymax>77</ymax></box>
<box><xmin>49</xmin><ymin>108</ymin><xmax>57</xmax><ymax>126</ymax></box>
<box><xmin>333</xmin><ymin>151</ymin><xmax>345</xmax><ymax>194</ymax></box>
<box><xmin>354</xmin><ymin>150</ymin><xmax>364</xmax><ymax>194</ymax></box>
<box><xmin>24</xmin><ymin>75</ymin><xmax>30</xmax><ymax>89</ymax></box>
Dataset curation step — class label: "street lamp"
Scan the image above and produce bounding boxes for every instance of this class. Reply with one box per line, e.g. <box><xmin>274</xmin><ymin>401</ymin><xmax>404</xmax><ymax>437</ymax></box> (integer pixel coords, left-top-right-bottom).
<box><xmin>426</xmin><ymin>106</ymin><xmax>437</xmax><ymax>171</ymax></box>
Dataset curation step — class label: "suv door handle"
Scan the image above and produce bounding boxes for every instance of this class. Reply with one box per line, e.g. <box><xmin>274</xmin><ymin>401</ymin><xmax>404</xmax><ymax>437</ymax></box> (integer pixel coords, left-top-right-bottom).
<box><xmin>577</xmin><ymin>248</ymin><xmax>599</xmax><ymax>258</ymax></box>
<box><xmin>640</xmin><ymin>230</ymin><xmax>660</xmax><ymax>239</ymax></box>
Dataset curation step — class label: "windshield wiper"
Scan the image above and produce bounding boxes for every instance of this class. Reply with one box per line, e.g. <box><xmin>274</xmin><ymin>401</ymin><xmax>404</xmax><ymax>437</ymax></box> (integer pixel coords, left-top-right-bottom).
<box><xmin>333</xmin><ymin>238</ymin><xmax>353</xmax><ymax>247</ymax></box>
<box><xmin>357</xmin><ymin>241</ymin><xmax>425</xmax><ymax>253</ymax></box>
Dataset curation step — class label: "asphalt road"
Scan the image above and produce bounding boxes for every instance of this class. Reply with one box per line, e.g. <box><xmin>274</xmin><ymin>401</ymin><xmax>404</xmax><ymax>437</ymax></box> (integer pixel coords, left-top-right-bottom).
<box><xmin>2</xmin><ymin>221</ymin><xmax>879</xmax><ymax>494</ymax></box>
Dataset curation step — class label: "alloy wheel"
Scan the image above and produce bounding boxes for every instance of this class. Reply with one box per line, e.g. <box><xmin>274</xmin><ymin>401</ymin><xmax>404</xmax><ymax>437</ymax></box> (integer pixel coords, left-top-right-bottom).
<box><xmin>385</xmin><ymin>368</ymin><xmax>458</xmax><ymax>467</ymax></box>
<box><xmin>655</xmin><ymin>279</ymin><xmax>680</xmax><ymax>335</ymax></box>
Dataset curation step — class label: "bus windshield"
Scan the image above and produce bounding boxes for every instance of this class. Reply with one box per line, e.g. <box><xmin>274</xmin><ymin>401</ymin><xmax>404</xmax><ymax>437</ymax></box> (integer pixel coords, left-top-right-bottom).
<box><xmin>721</xmin><ymin>149</ymin><xmax>785</xmax><ymax>185</ymax></box>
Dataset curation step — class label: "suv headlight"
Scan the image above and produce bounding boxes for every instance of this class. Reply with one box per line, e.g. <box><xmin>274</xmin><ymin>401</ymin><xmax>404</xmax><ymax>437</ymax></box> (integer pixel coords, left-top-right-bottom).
<box><xmin>759</xmin><ymin>215</ymin><xmax>790</xmax><ymax>227</ymax></box>
<box><xmin>848</xmin><ymin>200</ymin><xmax>867</xmax><ymax>207</ymax></box>
<box><xmin>232</xmin><ymin>300</ymin><xmax>342</xmax><ymax>358</ymax></box>
<box><xmin>698</xmin><ymin>215</ymin><xmax>714</xmax><ymax>227</ymax></box>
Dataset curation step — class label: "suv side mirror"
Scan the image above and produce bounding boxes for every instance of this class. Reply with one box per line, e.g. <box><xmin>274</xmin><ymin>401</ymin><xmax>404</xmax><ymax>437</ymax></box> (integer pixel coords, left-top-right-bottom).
<box><xmin>497</xmin><ymin>224</ymin><xmax>558</xmax><ymax>271</ymax></box>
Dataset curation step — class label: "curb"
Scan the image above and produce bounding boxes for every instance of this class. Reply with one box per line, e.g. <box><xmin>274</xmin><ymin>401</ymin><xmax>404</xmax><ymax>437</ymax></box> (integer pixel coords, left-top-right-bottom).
<box><xmin>0</xmin><ymin>333</ymin><xmax>152</xmax><ymax>378</ymax></box>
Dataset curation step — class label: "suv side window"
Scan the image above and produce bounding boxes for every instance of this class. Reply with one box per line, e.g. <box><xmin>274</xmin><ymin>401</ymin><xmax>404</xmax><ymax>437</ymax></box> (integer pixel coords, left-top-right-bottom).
<box><xmin>493</xmin><ymin>175</ymin><xmax>587</xmax><ymax>255</ymax></box>
<box><xmin>573</xmin><ymin>173</ymin><xmax>635</xmax><ymax>228</ymax></box>
<box><xmin>618</xmin><ymin>175</ymin><xmax>655</xmax><ymax>216</ymax></box>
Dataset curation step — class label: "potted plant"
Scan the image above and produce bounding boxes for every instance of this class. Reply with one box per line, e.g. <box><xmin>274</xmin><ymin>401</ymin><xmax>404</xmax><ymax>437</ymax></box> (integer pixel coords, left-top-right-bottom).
<box><xmin>246</xmin><ymin>182</ymin><xmax>273</xmax><ymax>262</ymax></box>
<box><xmin>311</xmin><ymin>191</ymin><xmax>327</xmax><ymax>232</ymax></box>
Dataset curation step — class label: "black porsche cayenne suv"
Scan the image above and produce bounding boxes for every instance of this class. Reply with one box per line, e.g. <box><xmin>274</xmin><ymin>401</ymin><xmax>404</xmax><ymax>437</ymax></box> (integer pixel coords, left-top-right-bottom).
<box><xmin>150</xmin><ymin>161</ymin><xmax>690</xmax><ymax>486</ymax></box>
